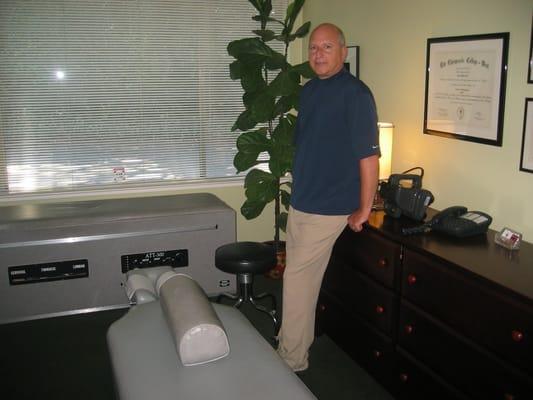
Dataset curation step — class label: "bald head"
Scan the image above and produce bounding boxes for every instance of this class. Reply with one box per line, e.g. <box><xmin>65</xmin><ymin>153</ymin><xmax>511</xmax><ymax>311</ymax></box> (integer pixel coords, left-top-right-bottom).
<box><xmin>311</xmin><ymin>23</ymin><xmax>346</xmax><ymax>47</ymax></box>
<box><xmin>308</xmin><ymin>23</ymin><xmax>348</xmax><ymax>79</ymax></box>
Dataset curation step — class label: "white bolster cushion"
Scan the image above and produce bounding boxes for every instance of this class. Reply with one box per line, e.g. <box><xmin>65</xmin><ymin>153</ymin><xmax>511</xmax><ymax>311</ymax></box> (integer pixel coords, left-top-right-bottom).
<box><xmin>158</xmin><ymin>273</ymin><xmax>230</xmax><ymax>366</ymax></box>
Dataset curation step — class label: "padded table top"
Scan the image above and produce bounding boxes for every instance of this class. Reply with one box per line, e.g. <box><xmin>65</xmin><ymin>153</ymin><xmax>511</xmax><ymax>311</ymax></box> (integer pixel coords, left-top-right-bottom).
<box><xmin>107</xmin><ymin>301</ymin><xmax>316</xmax><ymax>400</ymax></box>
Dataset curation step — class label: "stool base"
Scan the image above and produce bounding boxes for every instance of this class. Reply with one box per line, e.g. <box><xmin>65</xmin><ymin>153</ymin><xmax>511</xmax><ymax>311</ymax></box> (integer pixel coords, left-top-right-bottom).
<box><xmin>216</xmin><ymin>273</ymin><xmax>278</xmax><ymax>332</ymax></box>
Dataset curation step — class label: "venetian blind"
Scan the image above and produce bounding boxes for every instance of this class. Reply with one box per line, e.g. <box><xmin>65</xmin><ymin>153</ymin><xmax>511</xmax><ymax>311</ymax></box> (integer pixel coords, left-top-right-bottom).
<box><xmin>0</xmin><ymin>0</ymin><xmax>287</xmax><ymax>197</ymax></box>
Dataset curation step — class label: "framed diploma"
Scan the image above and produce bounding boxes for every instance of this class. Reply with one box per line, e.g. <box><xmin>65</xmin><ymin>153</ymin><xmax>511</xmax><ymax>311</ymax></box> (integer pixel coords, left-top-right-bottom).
<box><xmin>520</xmin><ymin>98</ymin><xmax>533</xmax><ymax>173</ymax></box>
<box><xmin>344</xmin><ymin>46</ymin><xmax>359</xmax><ymax>78</ymax></box>
<box><xmin>424</xmin><ymin>33</ymin><xmax>509</xmax><ymax>146</ymax></box>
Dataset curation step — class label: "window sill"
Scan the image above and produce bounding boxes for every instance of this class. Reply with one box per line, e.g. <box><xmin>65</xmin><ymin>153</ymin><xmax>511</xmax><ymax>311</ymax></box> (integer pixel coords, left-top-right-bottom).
<box><xmin>0</xmin><ymin>177</ymin><xmax>246</xmax><ymax>205</ymax></box>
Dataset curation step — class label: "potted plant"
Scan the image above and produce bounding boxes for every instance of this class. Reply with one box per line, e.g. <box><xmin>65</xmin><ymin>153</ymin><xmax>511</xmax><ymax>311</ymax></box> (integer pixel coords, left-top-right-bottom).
<box><xmin>227</xmin><ymin>0</ymin><xmax>314</xmax><ymax>276</ymax></box>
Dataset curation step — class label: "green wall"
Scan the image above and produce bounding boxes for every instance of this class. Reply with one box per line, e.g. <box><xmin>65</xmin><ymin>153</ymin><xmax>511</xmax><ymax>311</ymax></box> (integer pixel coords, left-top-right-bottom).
<box><xmin>303</xmin><ymin>0</ymin><xmax>533</xmax><ymax>240</ymax></box>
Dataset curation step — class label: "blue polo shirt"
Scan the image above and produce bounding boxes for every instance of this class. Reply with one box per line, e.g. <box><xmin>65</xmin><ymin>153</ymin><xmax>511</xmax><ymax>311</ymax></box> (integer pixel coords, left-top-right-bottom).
<box><xmin>290</xmin><ymin>68</ymin><xmax>379</xmax><ymax>215</ymax></box>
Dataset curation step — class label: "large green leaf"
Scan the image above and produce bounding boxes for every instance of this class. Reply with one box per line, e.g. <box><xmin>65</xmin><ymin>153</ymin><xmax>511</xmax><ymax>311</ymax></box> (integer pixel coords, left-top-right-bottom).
<box><xmin>277</xmin><ymin>211</ymin><xmax>288</xmax><ymax>232</ymax></box>
<box><xmin>229</xmin><ymin>60</ymin><xmax>243</xmax><ymax>80</ymax></box>
<box><xmin>249</xmin><ymin>91</ymin><xmax>276</xmax><ymax>122</ymax></box>
<box><xmin>267</xmin><ymin>70</ymin><xmax>300</xmax><ymax>97</ymax></box>
<box><xmin>268</xmin><ymin>140</ymin><xmax>293</xmax><ymax>177</ymax></box>
<box><xmin>252</xmin><ymin>14</ymin><xmax>284</xmax><ymax>25</ymax></box>
<box><xmin>244</xmin><ymin>169</ymin><xmax>278</xmax><ymax>203</ymax></box>
<box><xmin>272</xmin><ymin>114</ymin><xmax>296</xmax><ymax>144</ymax></box>
<box><xmin>262</xmin><ymin>0</ymin><xmax>272</xmax><ymax>17</ymax></box>
<box><xmin>291</xmin><ymin>61</ymin><xmax>316</xmax><ymax>79</ymax></box>
<box><xmin>265</xmin><ymin>50</ymin><xmax>287</xmax><ymax>70</ymax></box>
<box><xmin>234</xmin><ymin>151</ymin><xmax>260</xmax><ymax>173</ymax></box>
<box><xmin>232</xmin><ymin>109</ymin><xmax>258</xmax><ymax>132</ymax></box>
<box><xmin>241</xmin><ymin>67</ymin><xmax>266</xmax><ymax>93</ymax></box>
<box><xmin>227</xmin><ymin>38</ymin><xmax>273</xmax><ymax>63</ymax></box>
<box><xmin>289</xmin><ymin>90</ymin><xmax>301</xmax><ymax>111</ymax></box>
<box><xmin>284</xmin><ymin>0</ymin><xmax>305</xmax><ymax>33</ymax></box>
<box><xmin>273</xmin><ymin>87</ymin><xmax>301</xmax><ymax>114</ymax></box>
<box><xmin>293</xmin><ymin>21</ymin><xmax>311</xmax><ymax>38</ymax></box>
<box><xmin>236</xmin><ymin>128</ymin><xmax>269</xmax><ymax>154</ymax></box>
<box><xmin>248</xmin><ymin>0</ymin><xmax>273</xmax><ymax>28</ymax></box>
<box><xmin>273</xmin><ymin>95</ymin><xmax>294</xmax><ymax>116</ymax></box>
<box><xmin>278</xmin><ymin>22</ymin><xmax>312</xmax><ymax>44</ymax></box>
<box><xmin>253</xmin><ymin>29</ymin><xmax>276</xmax><ymax>42</ymax></box>
<box><xmin>247</xmin><ymin>0</ymin><xmax>263</xmax><ymax>13</ymax></box>
<box><xmin>241</xmin><ymin>198</ymin><xmax>267</xmax><ymax>220</ymax></box>
<box><xmin>269</xmin><ymin>117</ymin><xmax>295</xmax><ymax>177</ymax></box>
<box><xmin>243</xmin><ymin>91</ymin><xmax>259</xmax><ymax>109</ymax></box>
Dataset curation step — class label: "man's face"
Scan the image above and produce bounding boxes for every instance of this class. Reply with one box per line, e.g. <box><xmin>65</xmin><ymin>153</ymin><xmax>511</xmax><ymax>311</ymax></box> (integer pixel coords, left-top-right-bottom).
<box><xmin>308</xmin><ymin>26</ymin><xmax>347</xmax><ymax>79</ymax></box>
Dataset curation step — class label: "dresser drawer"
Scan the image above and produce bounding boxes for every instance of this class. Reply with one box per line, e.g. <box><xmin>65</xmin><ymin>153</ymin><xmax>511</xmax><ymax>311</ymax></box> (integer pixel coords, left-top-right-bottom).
<box><xmin>392</xmin><ymin>349</ymin><xmax>468</xmax><ymax>400</ymax></box>
<box><xmin>398</xmin><ymin>302</ymin><xmax>533</xmax><ymax>399</ymax></box>
<box><xmin>402</xmin><ymin>249</ymin><xmax>533</xmax><ymax>375</ymax></box>
<box><xmin>316</xmin><ymin>291</ymin><xmax>394</xmax><ymax>384</ymax></box>
<box><xmin>323</xmin><ymin>261</ymin><xmax>396</xmax><ymax>336</ymax></box>
<box><xmin>334</xmin><ymin>227</ymin><xmax>400</xmax><ymax>288</ymax></box>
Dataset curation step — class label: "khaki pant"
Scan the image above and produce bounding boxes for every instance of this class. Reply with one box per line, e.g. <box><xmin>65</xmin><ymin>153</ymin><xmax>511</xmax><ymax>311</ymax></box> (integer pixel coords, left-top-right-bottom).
<box><xmin>277</xmin><ymin>207</ymin><xmax>349</xmax><ymax>371</ymax></box>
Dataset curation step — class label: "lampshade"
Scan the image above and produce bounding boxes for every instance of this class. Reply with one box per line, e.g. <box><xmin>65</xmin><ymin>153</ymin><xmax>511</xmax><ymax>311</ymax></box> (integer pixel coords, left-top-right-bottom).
<box><xmin>377</xmin><ymin>122</ymin><xmax>394</xmax><ymax>180</ymax></box>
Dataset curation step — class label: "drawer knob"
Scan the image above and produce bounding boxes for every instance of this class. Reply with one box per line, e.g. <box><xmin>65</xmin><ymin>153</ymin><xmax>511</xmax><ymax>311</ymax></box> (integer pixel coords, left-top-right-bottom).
<box><xmin>377</xmin><ymin>258</ymin><xmax>388</xmax><ymax>268</ymax></box>
<box><xmin>376</xmin><ymin>305</ymin><xmax>385</xmax><ymax>314</ymax></box>
<box><xmin>511</xmin><ymin>330</ymin><xmax>523</xmax><ymax>342</ymax></box>
<box><xmin>373</xmin><ymin>350</ymin><xmax>382</xmax><ymax>358</ymax></box>
<box><xmin>405</xmin><ymin>324</ymin><xmax>414</xmax><ymax>334</ymax></box>
<box><xmin>399</xmin><ymin>373</ymin><xmax>409</xmax><ymax>382</ymax></box>
<box><xmin>407</xmin><ymin>274</ymin><xmax>417</xmax><ymax>285</ymax></box>
<box><xmin>318</xmin><ymin>304</ymin><xmax>326</xmax><ymax>312</ymax></box>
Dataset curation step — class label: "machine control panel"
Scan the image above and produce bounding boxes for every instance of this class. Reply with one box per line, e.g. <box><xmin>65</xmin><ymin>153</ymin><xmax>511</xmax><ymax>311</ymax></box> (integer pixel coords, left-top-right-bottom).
<box><xmin>8</xmin><ymin>260</ymin><xmax>89</xmax><ymax>285</ymax></box>
<box><xmin>121</xmin><ymin>249</ymin><xmax>188</xmax><ymax>272</ymax></box>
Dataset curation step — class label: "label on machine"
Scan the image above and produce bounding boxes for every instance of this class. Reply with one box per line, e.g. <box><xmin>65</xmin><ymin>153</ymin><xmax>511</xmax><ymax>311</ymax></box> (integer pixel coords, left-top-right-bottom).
<box><xmin>8</xmin><ymin>260</ymin><xmax>89</xmax><ymax>285</ymax></box>
<box><xmin>121</xmin><ymin>249</ymin><xmax>188</xmax><ymax>272</ymax></box>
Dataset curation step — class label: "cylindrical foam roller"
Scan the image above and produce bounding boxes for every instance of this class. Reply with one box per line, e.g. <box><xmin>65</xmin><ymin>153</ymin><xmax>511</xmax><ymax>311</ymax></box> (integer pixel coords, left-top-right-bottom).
<box><xmin>159</xmin><ymin>274</ymin><xmax>230</xmax><ymax>366</ymax></box>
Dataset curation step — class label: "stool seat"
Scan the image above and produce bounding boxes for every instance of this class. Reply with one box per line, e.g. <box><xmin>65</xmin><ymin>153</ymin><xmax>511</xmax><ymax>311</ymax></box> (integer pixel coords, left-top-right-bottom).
<box><xmin>215</xmin><ymin>241</ymin><xmax>277</xmax><ymax>274</ymax></box>
<box><xmin>215</xmin><ymin>241</ymin><xmax>279</xmax><ymax>335</ymax></box>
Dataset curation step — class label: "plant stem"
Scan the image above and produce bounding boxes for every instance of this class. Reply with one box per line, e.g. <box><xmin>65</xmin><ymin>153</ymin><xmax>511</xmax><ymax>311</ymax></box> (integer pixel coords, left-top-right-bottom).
<box><xmin>274</xmin><ymin>177</ymin><xmax>280</xmax><ymax>252</ymax></box>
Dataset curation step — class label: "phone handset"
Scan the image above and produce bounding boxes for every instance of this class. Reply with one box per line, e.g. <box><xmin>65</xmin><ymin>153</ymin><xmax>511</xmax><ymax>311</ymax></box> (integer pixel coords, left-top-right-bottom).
<box><xmin>402</xmin><ymin>206</ymin><xmax>467</xmax><ymax>235</ymax></box>
<box><xmin>428</xmin><ymin>206</ymin><xmax>468</xmax><ymax>227</ymax></box>
<box><xmin>402</xmin><ymin>205</ymin><xmax>492</xmax><ymax>237</ymax></box>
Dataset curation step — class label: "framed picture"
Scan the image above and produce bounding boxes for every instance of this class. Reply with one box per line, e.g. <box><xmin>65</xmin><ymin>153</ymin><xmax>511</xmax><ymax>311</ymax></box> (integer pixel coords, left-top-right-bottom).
<box><xmin>520</xmin><ymin>98</ymin><xmax>533</xmax><ymax>173</ymax></box>
<box><xmin>529</xmin><ymin>14</ymin><xmax>533</xmax><ymax>83</ymax></box>
<box><xmin>344</xmin><ymin>45</ymin><xmax>359</xmax><ymax>77</ymax></box>
<box><xmin>423</xmin><ymin>33</ymin><xmax>509</xmax><ymax>146</ymax></box>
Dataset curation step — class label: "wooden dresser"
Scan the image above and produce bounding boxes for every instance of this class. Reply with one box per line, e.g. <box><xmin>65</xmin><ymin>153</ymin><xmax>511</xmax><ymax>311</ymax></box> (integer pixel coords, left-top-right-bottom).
<box><xmin>316</xmin><ymin>210</ymin><xmax>533</xmax><ymax>399</ymax></box>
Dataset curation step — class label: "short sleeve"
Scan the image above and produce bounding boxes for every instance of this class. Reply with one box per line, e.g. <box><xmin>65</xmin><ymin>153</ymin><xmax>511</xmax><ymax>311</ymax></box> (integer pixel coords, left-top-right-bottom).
<box><xmin>347</xmin><ymin>85</ymin><xmax>380</xmax><ymax>160</ymax></box>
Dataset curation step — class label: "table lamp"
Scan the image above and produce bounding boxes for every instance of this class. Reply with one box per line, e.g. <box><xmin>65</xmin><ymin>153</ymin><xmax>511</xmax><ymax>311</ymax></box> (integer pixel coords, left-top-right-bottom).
<box><xmin>373</xmin><ymin>122</ymin><xmax>394</xmax><ymax>210</ymax></box>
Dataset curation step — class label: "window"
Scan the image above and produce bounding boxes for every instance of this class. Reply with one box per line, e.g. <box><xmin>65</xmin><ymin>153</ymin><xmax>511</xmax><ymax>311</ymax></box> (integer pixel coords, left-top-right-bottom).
<box><xmin>0</xmin><ymin>0</ymin><xmax>287</xmax><ymax>198</ymax></box>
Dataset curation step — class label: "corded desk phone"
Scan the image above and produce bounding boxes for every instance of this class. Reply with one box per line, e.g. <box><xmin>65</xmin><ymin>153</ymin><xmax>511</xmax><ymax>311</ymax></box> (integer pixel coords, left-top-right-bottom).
<box><xmin>402</xmin><ymin>206</ymin><xmax>492</xmax><ymax>238</ymax></box>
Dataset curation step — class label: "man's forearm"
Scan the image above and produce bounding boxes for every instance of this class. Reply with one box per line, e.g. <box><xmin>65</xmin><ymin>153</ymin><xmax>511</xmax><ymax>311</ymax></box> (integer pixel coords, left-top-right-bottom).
<box><xmin>359</xmin><ymin>155</ymin><xmax>379</xmax><ymax>214</ymax></box>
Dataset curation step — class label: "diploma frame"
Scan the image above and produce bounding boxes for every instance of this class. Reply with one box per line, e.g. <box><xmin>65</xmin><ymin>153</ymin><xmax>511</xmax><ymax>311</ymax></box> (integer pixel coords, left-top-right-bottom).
<box><xmin>520</xmin><ymin>98</ymin><xmax>533</xmax><ymax>173</ymax></box>
<box><xmin>423</xmin><ymin>33</ymin><xmax>509</xmax><ymax>146</ymax></box>
<box><xmin>344</xmin><ymin>45</ymin><xmax>359</xmax><ymax>78</ymax></box>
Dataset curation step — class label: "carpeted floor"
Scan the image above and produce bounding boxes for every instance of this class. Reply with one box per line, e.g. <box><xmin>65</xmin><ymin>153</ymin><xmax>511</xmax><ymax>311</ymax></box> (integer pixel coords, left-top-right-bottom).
<box><xmin>0</xmin><ymin>275</ymin><xmax>393</xmax><ymax>400</ymax></box>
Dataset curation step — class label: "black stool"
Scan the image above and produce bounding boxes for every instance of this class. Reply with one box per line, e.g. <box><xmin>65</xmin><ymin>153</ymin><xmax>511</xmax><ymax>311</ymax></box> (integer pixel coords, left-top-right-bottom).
<box><xmin>215</xmin><ymin>241</ymin><xmax>278</xmax><ymax>329</ymax></box>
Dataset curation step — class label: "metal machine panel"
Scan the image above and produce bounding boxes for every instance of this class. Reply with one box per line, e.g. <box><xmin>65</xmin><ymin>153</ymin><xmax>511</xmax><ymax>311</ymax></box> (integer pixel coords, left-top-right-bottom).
<box><xmin>0</xmin><ymin>193</ymin><xmax>236</xmax><ymax>323</ymax></box>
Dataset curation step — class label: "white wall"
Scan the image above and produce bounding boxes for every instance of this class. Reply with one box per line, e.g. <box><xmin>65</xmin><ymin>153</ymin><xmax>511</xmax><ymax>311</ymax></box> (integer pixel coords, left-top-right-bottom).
<box><xmin>303</xmin><ymin>0</ymin><xmax>533</xmax><ymax>240</ymax></box>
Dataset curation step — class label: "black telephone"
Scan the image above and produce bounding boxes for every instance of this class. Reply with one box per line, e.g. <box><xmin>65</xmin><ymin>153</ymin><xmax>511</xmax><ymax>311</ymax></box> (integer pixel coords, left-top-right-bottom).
<box><xmin>402</xmin><ymin>206</ymin><xmax>492</xmax><ymax>238</ymax></box>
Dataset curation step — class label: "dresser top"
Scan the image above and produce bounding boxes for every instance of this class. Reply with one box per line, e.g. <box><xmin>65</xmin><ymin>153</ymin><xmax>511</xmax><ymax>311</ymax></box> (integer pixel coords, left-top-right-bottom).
<box><xmin>367</xmin><ymin>210</ymin><xmax>533</xmax><ymax>303</ymax></box>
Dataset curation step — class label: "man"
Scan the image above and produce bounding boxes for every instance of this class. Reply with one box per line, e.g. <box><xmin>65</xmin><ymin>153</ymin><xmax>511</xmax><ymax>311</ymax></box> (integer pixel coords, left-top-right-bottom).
<box><xmin>276</xmin><ymin>23</ymin><xmax>380</xmax><ymax>372</ymax></box>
